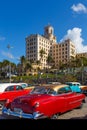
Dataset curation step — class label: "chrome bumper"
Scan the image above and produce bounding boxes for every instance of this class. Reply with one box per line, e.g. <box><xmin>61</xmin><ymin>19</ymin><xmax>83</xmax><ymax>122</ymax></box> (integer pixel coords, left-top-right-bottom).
<box><xmin>2</xmin><ymin>107</ymin><xmax>47</xmax><ymax>119</ymax></box>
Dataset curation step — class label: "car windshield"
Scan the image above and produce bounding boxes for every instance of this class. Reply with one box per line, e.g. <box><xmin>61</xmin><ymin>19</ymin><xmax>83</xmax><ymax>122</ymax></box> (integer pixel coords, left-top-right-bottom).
<box><xmin>30</xmin><ymin>87</ymin><xmax>56</xmax><ymax>95</ymax></box>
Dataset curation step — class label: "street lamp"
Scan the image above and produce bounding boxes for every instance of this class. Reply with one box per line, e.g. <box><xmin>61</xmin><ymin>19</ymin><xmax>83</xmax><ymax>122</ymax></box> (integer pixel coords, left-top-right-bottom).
<box><xmin>81</xmin><ymin>58</ymin><xmax>84</xmax><ymax>84</ymax></box>
<box><xmin>7</xmin><ymin>44</ymin><xmax>12</xmax><ymax>83</ymax></box>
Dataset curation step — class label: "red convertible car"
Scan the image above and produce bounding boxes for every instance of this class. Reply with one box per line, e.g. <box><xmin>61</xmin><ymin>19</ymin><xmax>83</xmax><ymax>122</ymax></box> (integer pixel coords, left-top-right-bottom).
<box><xmin>2</xmin><ymin>84</ymin><xmax>85</xmax><ymax>119</ymax></box>
<box><xmin>0</xmin><ymin>84</ymin><xmax>32</xmax><ymax>109</ymax></box>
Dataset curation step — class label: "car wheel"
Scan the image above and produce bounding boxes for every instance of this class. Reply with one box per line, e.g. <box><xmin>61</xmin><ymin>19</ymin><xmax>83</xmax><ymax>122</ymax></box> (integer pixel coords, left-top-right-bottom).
<box><xmin>77</xmin><ymin>103</ymin><xmax>83</xmax><ymax>109</ymax></box>
<box><xmin>51</xmin><ymin>114</ymin><xmax>59</xmax><ymax>119</ymax></box>
<box><xmin>0</xmin><ymin>103</ymin><xmax>4</xmax><ymax>110</ymax></box>
<box><xmin>82</xmin><ymin>99</ymin><xmax>86</xmax><ymax>103</ymax></box>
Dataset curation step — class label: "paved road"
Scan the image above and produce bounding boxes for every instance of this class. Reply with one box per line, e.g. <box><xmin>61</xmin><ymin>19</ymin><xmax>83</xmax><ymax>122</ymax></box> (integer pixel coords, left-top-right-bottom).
<box><xmin>0</xmin><ymin>97</ymin><xmax>87</xmax><ymax>119</ymax></box>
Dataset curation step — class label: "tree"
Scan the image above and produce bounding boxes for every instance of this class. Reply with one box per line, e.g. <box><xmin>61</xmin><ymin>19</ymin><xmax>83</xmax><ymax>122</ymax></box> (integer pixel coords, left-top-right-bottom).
<box><xmin>25</xmin><ymin>62</ymin><xmax>33</xmax><ymax>75</ymax></box>
<box><xmin>46</xmin><ymin>55</ymin><xmax>54</xmax><ymax>78</ymax></box>
<box><xmin>39</xmin><ymin>49</ymin><xmax>46</xmax><ymax>69</ymax></box>
<box><xmin>19</xmin><ymin>55</ymin><xmax>27</xmax><ymax>75</ymax></box>
<box><xmin>36</xmin><ymin>60</ymin><xmax>41</xmax><ymax>73</ymax></box>
<box><xmin>11</xmin><ymin>62</ymin><xmax>17</xmax><ymax>74</ymax></box>
<box><xmin>2</xmin><ymin>60</ymin><xmax>10</xmax><ymax>74</ymax></box>
<box><xmin>39</xmin><ymin>49</ymin><xmax>46</xmax><ymax>60</ymax></box>
<box><xmin>47</xmin><ymin>55</ymin><xmax>54</xmax><ymax>70</ymax></box>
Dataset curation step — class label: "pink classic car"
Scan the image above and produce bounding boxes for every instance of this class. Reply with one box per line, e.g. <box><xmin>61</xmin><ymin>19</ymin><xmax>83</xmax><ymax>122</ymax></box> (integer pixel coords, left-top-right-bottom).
<box><xmin>2</xmin><ymin>84</ymin><xmax>85</xmax><ymax>119</ymax></box>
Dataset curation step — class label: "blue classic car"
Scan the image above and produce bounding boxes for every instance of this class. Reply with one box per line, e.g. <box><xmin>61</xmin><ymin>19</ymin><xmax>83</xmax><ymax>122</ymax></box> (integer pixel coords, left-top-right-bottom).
<box><xmin>66</xmin><ymin>82</ymin><xmax>81</xmax><ymax>93</ymax></box>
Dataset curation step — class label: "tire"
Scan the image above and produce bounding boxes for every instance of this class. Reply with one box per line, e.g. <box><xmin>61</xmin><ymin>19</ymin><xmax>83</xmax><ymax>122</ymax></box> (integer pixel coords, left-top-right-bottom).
<box><xmin>82</xmin><ymin>99</ymin><xmax>86</xmax><ymax>103</ymax></box>
<box><xmin>51</xmin><ymin>113</ymin><xmax>59</xmax><ymax>119</ymax></box>
<box><xmin>0</xmin><ymin>103</ymin><xmax>4</xmax><ymax>110</ymax></box>
<box><xmin>77</xmin><ymin>103</ymin><xmax>83</xmax><ymax>109</ymax></box>
<box><xmin>0</xmin><ymin>101</ymin><xmax>6</xmax><ymax>110</ymax></box>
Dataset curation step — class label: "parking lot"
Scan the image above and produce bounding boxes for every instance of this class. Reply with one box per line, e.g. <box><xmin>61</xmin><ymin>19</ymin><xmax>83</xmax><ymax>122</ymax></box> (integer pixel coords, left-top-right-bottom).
<box><xmin>0</xmin><ymin>97</ymin><xmax>87</xmax><ymax>119</ymax></box>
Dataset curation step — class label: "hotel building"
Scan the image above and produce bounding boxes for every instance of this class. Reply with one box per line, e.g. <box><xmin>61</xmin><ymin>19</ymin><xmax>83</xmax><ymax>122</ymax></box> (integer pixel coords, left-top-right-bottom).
<box><xmin>76</xmin><ymin>52</ymin><xmax>87</xmax><ymax>58</ymax></box>
<box><xmin>52</xmin><ymin>39</ymin><xmax>76</xmax><ymax>68</ymax></box>
<box><xmin>26</xmin><ymin>25</ymin><xmax>76</xmax><ymax>69</ymax></box>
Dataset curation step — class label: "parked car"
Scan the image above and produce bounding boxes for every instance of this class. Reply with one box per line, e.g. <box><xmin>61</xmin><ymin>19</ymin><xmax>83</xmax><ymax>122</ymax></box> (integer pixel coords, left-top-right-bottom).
<box><xmin>0</xmin><ymin>82</ymin><xmax>29</xmax><ymax>92</ymax></box>
<box><xmin>66</xmin><ymin>82</ymin><xmax>87</xmax><ymax>95</ymax></box>
<box><xmin>17</xmin><ymin>83</ymin><xmax>28</xmax><ymax>88</ymax></box>
<box><xmin>65</xmin><ymin>82</ymin><xmax>81</xmax><ymax>86</ymax></box>
<box><xmin>24</xmin><ymin>83</ymin><xmax>35</xmax><ymax>90</ymax></box>
<box><xmin>0</xmin><ymin>84</ymin><xmax>32</xmax><ymax>109</ymax></box>
<box><xmin>0</xmin><ymin>83</ymin><xmax>20</xmax><ymax>92</ymax></box>
<box><xmin>2</xmin><ymin>84</ymin><xmax>85</xmax><ymax>119</ymax></box>
<box><xmin>47</xmin><ymin>82</ymin><xmax>61</xmax><ymax>85</ymax></box>
<box><xmin>81</xmin><ymin>87</ymin><xmax>87</xmax><ymax>96</ymax></box>
<box><xmin>65</xmin><ymin>82</ymin><xmax>81</xmax><ymax>93</ymax></box>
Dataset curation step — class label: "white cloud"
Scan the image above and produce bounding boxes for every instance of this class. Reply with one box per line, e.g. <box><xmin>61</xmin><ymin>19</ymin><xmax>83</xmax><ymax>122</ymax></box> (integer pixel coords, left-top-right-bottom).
<box><xmin>71</xmin><ymin>3</ymin><xmax>87</xmax><ymax>13</ymax></box>
<box><xmin>1</xmin><ymin>51</ymin><xmax>14</xmax><ymax>59</ymax></box>
<box><xmin>60</xmin><ymin>27</ymin><xmax>87</xmax><ymax>53</ymax></box>
<box><xmin>0</xmin><ymin>36</ymin><xmax>6</xmax><ymax>41</ymax></box>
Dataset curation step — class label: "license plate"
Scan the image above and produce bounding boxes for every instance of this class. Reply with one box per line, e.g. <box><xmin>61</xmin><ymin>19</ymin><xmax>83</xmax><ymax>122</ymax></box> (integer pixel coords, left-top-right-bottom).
<box><xmin>14</xmin><ymin>108</ymin><xmax>22</xmax><ymax>113</ymax></box>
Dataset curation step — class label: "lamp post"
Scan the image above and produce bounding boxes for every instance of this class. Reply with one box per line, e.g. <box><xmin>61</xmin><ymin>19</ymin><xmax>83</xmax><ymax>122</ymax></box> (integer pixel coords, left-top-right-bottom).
<box><xmin>7</xmin><ymin>44</ymin><xmax>11</xmax><ymax>83</ymax></box>
<box><xmin>81</xmin><ymin>58</ymin><xmax>84</xmax><ymax>84</ymax></box>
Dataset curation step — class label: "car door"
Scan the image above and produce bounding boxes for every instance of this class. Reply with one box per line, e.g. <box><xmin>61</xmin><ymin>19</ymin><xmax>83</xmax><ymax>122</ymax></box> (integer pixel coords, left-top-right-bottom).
<box><xmin>62</xmin><ymin>87</ymin><xmax>82</xmax><ymax>110</ymax></box>
<box><xmin>57</xmin><ymin>86</ymin><xmax>75</xmax><ymax>112</ymax></box>
<box><xmin>14</xmin><ymin>85</ymin><xmax>29</xmax><ymax>96</ymax></box>
<box><xmin>45</xmin><ymin>87</ymin><xmax>72</xmax><ymax>115</ymax></box>
<box><xmin>56</xmin><ymin>87</ymin><xmax>69</xmax><ymax>112</ymax></box>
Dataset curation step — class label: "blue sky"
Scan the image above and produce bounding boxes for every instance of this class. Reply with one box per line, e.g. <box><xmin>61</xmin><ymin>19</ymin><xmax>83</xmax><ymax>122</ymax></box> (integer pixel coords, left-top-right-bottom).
<box><xmin>0</xmin><ymin>0</ymin><xmax>87</xmax><ymax>64</ymax></box>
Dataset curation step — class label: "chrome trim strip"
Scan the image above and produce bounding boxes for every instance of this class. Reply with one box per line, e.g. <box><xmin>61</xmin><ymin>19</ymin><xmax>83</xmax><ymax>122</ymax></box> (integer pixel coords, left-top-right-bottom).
<box><xmin>69</xmin><ymin>99</ymin><xmax>84</xmax><ymax>104</ymax></box>
<box><xmin>2</xmin><ymin>107</ymin><xmax>47</xmax><ymax>119</ymax></box>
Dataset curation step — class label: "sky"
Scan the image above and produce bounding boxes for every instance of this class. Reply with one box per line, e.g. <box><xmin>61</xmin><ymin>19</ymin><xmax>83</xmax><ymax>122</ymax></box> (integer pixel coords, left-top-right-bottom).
<box><xmin>0</xmin><ymin>0</ymin><xmax>87</xmax><ymax>64</ymax></box>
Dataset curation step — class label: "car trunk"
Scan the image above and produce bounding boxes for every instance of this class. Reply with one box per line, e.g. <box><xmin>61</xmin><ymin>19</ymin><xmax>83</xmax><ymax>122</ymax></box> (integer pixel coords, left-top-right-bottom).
<box><xmin>10</xmin><ymin>94</ymin><xmax>51</xmax><ymax>114</ymax></box>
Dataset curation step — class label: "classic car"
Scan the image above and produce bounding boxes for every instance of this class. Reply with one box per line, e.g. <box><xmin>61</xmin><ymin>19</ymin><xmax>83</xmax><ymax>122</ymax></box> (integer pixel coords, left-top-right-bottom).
<box><xmin>66</xmin><ymin>82</ymin><xmax>87</xmax><ymax>95</ymax></box>
<box><xmin>0</xmin><ymin>84</ymin><xmax>33</xmax><ymax>109</ymax></box>
<box><xmin>2</xmin><ymin>84</ymin><xmax>85</xmax><ymax>119</ymax></box>
<box><xmin>81</xmin><ymin>86</ymin><xmax>87</xmax><ymax>96</ymax></box>
<box><xmin>0</xmin><ymin>83</ymin><xmax>20</xmax><ymax>92</ymax></box>
<box><xmin>17</xmin><ymin>83</ymin><xmax>28</xmax><ymax>88</ymax></box>
<box><xmin>24</xmin><ymin>83</ymin><xmax>35</xmax><ymax>90</ymax></box>
<box><xmin>0</xmin><ymin>82</ymin><xmax>29</xmax><ymax>92</ymax></box>
<box><xmin>65</xmin><ymin>82</ymin><xmax>82</xmax><ymax>93</ymax></box>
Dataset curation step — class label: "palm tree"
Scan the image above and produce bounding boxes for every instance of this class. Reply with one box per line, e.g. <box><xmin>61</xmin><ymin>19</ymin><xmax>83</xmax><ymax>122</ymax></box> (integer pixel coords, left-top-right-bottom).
<box><xmin>0</xmin><ymin>59</ymin><xmax>10</xmax><ymax>79</ymax></box>
<box><xmin>0</xmin><ymin>62</ymin><xmax>3</xmax><ymax>77</ymax></box>
<box><xmin>46</xmin><ymin>55</ymin><xmax>54</xmax><ymax>78</ymax></box>
<box><xmin>47</xmin><ymin>55</ymin><xmax>54</xmax><ymax>66</ymax></box>
<box><xmin>36</xmin><ymin>60</ymin><xmax>41</xmax><ymax>73</ymax></box>
<box><xmin>47</xmin><ymin>55</ymin><xmax>54</xmax><ymax>69</ymax></box>
<box><xmin>39</xmin><ymin>49</ymin><xmax>46</xmax><ymax>77</ymax></box>
<box><xmin>2</xmin><ymin>59</ymin><xmax>10</xmax><ymax>73</ymax></box>
<box><xmin>39</xmin><ymin>49</ymin><xmax>46</xmax><ymax>68</ymax></box>
<box><xmin>11</xmin><ymin>62</ymin><xmax>17</xmax><ymax>74</ymax></box>
<box><xmin>39</xmin><ymin>49</ymin><xmax>46</xmax><ymax>60</ymax></box>
<box><xmin>0</xmin><ymin>62</ymin><xmax>3</xmax><ymax>71</ymax></box>
<box><xmin>80</xmin><ymin>57</ymin><xmax>87</xmax><ymax>84</ymax></box>
<box><xmin>25</xmin><ymin>62</ymin><xmax>33</xmax><ymax>76</ymax></box>
<box><xmin>20</xmin><ymin>55</ymin><xmax>27</xmax><ymax>75</ymax></box>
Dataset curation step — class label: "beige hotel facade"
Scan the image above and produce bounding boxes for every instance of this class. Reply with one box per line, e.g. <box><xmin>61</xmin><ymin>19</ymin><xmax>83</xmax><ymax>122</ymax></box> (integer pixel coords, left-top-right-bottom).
<box><xmin>26</xmin><ymin>25</ymin><xmax>76</xmax><ymax>69</ymax></box>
